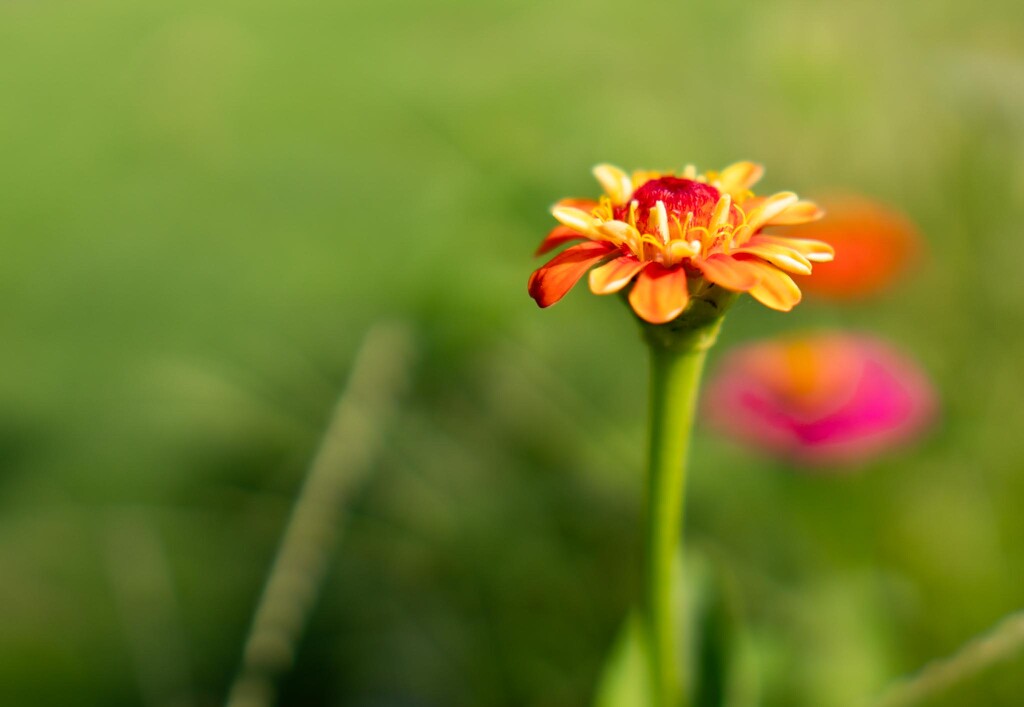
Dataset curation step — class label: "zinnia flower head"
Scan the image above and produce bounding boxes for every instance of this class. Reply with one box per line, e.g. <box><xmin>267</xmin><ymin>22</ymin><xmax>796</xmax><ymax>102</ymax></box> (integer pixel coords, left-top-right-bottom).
<box><xmin>703</xmin><ymin>332</ymin><xmax>937</xmax><ymax>467</ymax></box>
<box><xmin>778</xmin><ymin>194</ymin><xmax>921</xmax><ymax>300</ymax></box>
<box><xmin>528</xmin><ymin>163</ymin><xmax>835</xmax><ymax>324</ymax></box>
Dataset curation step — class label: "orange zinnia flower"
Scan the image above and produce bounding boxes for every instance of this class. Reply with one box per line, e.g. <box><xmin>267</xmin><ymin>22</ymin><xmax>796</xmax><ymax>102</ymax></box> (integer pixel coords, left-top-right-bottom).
<box><xmin>779</xmin><ymin>195</ymin><xmax>921</xmax><ymax>300</ymax></box>
<box><xmin>528</xmin><ymin>163</ymin><xmax>835</xmax><ymax>324</ymax></box>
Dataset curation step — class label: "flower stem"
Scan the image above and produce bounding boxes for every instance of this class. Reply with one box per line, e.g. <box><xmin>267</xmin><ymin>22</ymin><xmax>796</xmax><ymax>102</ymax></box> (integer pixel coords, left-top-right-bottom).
<box><xmin>642</xmin><ymin>318</ymin><xmax>722</xmax><ymax>707</ymax></box>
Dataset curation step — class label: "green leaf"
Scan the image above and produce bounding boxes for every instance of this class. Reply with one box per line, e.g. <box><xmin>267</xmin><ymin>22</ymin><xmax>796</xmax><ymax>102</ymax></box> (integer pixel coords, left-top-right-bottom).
<box><xmin>593</xmin><ymin>553</ymin><xmax>755</xmax><ymax>707</ymax></box>
<box><xmin>690</xmin><ymin>561</ymin><xmax>738</xmax><ymax>707</ymax></box>
<box><xmin>687</xmin><ymin>551</ymin><xmax>757</xmax><ymax>707</ymax></box>
<box><xmin>593</xmin><ymin>612</ymin><xmax>653</xmax><ymax>707</ymax></box>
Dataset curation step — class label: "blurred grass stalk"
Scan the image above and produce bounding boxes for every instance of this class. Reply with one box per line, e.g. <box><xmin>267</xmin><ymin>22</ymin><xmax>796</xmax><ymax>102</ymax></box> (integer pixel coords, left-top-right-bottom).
<box><xmin>871</xmin><ymin>608</ymin><xmax>1024</xmax><ymax>707</ymax></box>
<box><xmin>225</xmin><ymin>323</ymin><xmax>415</xmax><ymax>707</ymax></box>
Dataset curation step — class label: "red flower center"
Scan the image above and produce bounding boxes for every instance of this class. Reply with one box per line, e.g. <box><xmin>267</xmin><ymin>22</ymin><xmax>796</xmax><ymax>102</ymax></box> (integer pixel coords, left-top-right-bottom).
<box><xmin>617</xmin><ymin>177</ymin><xmax>722</xmax><ymax>234</ymax></box>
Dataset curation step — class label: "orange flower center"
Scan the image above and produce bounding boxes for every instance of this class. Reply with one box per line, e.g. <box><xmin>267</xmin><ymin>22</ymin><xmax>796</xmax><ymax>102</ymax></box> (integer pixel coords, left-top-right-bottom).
<box><xmin>617</xmin><ymin>177</ymin><xmax>721</xmax><ymax>234</ymax></box>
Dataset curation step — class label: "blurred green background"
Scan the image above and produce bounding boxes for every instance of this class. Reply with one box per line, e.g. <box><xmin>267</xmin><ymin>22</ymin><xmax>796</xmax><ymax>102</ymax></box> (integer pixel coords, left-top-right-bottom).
<box><xmin>2</xmin><ymin>0</ymin><xmax>1023</xmax><ymax>705</ymax></box>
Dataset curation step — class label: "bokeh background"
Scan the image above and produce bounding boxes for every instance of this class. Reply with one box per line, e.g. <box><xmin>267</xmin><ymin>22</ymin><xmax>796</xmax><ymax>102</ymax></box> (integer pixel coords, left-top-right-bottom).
<box><xmin>2</xmin><ymin>0</ymin><xmax>1023</xmax><ymax>705</ymax></box>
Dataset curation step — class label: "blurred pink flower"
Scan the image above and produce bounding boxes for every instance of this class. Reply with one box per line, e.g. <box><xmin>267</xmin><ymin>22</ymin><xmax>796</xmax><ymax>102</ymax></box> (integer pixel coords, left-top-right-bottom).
<box><xmin>704</xmin><ymin>332</ymin><xmax>937</xmax><ymax>467</ymax></box>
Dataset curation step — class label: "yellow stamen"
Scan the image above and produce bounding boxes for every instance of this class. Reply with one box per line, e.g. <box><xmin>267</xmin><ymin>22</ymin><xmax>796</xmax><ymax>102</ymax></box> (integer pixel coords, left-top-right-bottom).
<box><xmin>666</xmin><ymin>239</ymin><xmax>700</xmax><ymax>265</ymax></box>
<box><xmin>599</xmin><ymin>220</ymin><xmax>639</xmax><ymax>250</ymax></box>
<box><xmin>593</xmin><ymin>195</ymin><xmax>615</xmax><ymax>221</ymax></box>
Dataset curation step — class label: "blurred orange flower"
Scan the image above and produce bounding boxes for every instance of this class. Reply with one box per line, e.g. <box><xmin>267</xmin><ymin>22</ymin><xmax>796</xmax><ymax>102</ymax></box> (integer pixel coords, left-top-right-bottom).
<box><xmin>528</xmin><ymin>163</ymin><xmax>835</xmax><ymax>324</ymax></box>
<box><xmin>704</xmin><ymin>332</ymin><xmax>937</xmax><ymax>467</ymax></box>
<box><xmin>777</xmin><ymin>195</ymin><xmax>921</xmax><ymax>300</ymax></box>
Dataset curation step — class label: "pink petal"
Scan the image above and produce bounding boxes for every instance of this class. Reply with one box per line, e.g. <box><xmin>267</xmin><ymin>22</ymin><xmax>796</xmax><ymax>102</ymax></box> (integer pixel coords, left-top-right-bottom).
<box><xmin>703</xmin><ymin>333</ymin><xmax>938</xmax><ymax>467</ymax></box>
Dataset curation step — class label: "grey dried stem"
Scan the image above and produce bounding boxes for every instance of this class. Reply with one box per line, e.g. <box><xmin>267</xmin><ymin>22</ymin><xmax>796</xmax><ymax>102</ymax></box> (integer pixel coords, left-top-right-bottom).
<box><xmin>871</xmin><ymin>609</ymin><xmax>1024</xmax><ymax>707</ymax></box>
<box><xmin>225</xmin><ymin>323</ymin><xmax>416</xmax><ymax>707</ymax></box>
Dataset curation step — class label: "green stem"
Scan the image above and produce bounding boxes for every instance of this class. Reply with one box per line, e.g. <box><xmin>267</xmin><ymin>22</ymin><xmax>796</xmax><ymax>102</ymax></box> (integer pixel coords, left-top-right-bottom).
<box><xmin>642</xmin><ymin>319</ymin><xmax>721</xmax><ymax>707</ymax></box>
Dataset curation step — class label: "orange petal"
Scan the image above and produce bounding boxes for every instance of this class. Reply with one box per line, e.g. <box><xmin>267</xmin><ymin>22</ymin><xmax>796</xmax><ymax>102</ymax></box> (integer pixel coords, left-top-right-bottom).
<box><xmin>528</xmin><ymin>241</ymin><xmax>617</xmax><ymax>308</ymax></box>
<box><xmin>770</xmin><ymin>195</ymin><xmax>920</xmax><ymax>299</ymax></box>
<box><xmin>697</xmin><ymin>253</ymin><xmax>762</xmax><ymax>291</ymax></box>
<box><xmin>628</xmin><ymin>263</ymin><xmax>690</xmax><ymax>324</ymax></box>
<box><xmin>535</xmin><ymin>225</ymin><xmax>585</xmax><ymax>255</ymax></box>
<box><xmin>742</xmin><ymin>260</ymin><xmax>803</xmax><ymax>311</ymax></box>
<box><xmin>555</xmin><ymin>198</ymin><xmax>599</xmax><ymax>212</ymax></box>
<box><xmin>588</xmin><ymin>255</ymin><xmax>645</xmax><ymax>295</ymax></box>
<box><xmin>740</xmin><ymin>196</ymin><xmax>766</xmax><ymax>212</ymax></box>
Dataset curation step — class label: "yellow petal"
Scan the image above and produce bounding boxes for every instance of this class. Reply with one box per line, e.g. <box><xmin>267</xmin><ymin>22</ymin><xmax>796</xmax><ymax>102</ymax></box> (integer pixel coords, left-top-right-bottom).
<box><xmin>588</xmin><ymin>255</ymin><xmax>645</xmax><ymax>294</ymax></box>
<box><xmin>750</xmin><ymin>235</ymin><xmax>835</xmax><ymax>263</ymax></box>
<box><xmin>745</xmin><ymin>192</ymin><xmax>799</xmax><ymax>232</ymax></box>
<box><xmin>592</xmin><ymin>164</ymin><xmax>633</xmax><ymax>205</ymax></box>
<box><xmin>631</xmin><ymin>170</ymin><xmax>662</xmax><ymax>190</ymax></box>
<box><xmin>718</xmin><ymin>162</ymin><xmax>765</xmax><ymax>194</ymax></box>
<box><xmin>745</xmin><ymin>262</ymin><xmax>803</xmax><ymax>311</ymax></box>
<box><xmin>766</xmin><ymin>200</ymin><xmax>825</xmax><ymax>226</ymax></box>
<box><xmin>731</xmin><ymin>243</ymin><xmax>813</xmax><ymax>275</ymax></box>
<box><xmin>551</xmin><ymin>205</ymin><xmax>598</xmax><ymax>235</ymax></box>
